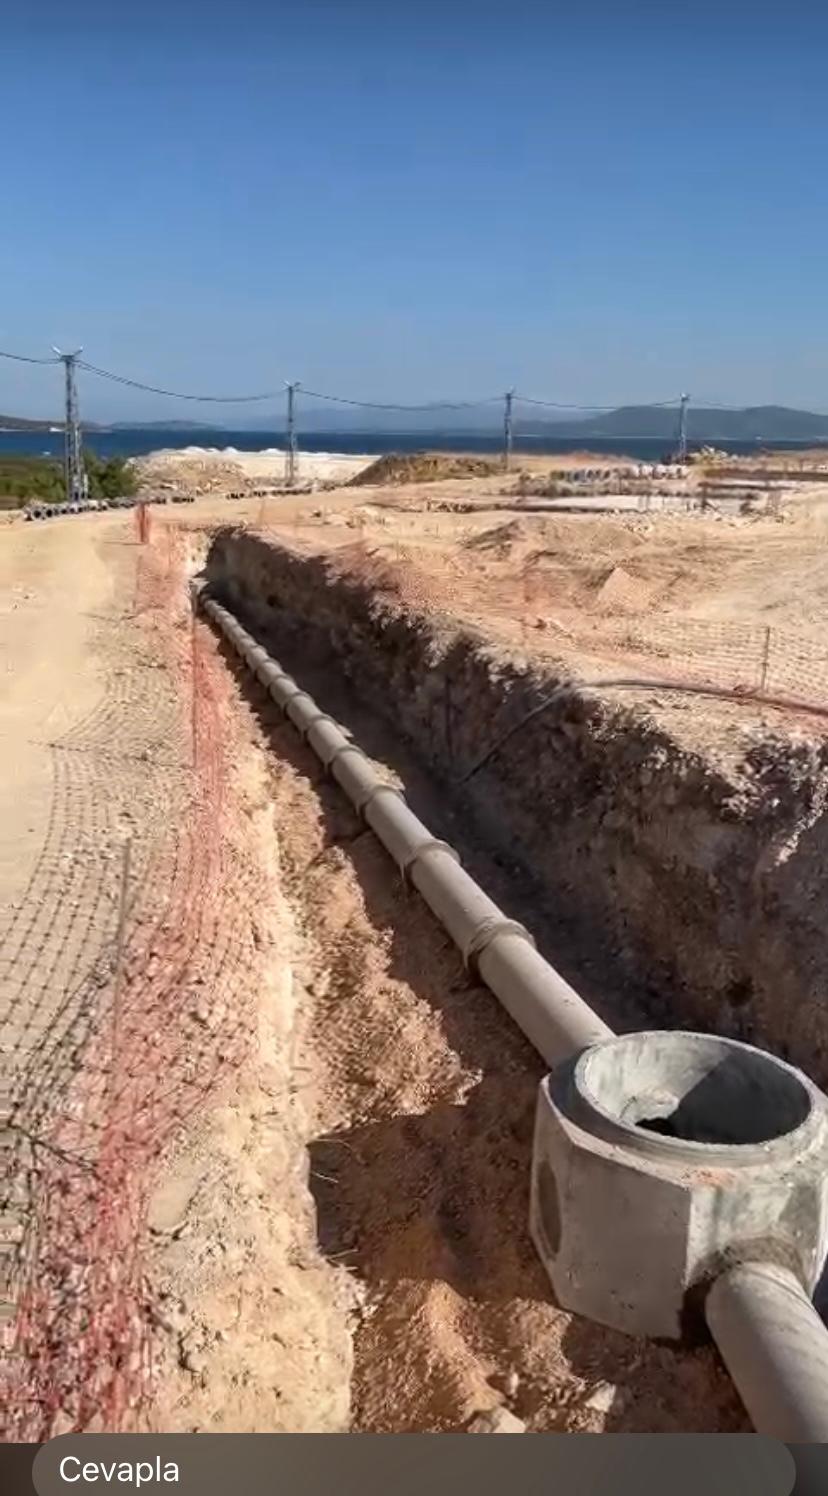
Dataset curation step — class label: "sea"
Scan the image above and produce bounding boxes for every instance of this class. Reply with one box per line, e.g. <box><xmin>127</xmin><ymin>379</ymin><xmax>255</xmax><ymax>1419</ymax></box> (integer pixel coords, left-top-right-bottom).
<box><xmin>0</xmin><ymin>428</ymin><xmax>819</xmax><ymax>463</ymax></box>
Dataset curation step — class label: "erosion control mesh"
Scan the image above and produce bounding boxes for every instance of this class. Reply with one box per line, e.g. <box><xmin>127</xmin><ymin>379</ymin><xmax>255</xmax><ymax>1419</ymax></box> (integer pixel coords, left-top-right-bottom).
<box><xmin>322</xmin><ymin>538</ymin><xmax>828</xmax><ymax>725</ymax></box>
<box><xmin>2</xmin><ymin>529</ymin><xmax>259</xmax><ymax>1438</ymax></box>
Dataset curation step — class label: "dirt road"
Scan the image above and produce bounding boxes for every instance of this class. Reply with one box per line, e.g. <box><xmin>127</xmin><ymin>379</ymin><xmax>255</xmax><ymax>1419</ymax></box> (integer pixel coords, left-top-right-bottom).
<box><xmin>2</xmin><ymin>508</ymin><xmax>745</xmax><ymax>1434</ymax></box>
<box><xmin>0</xmin><ymin>516</ymin><xmax>112</xmax><ymax>921</ymax></box>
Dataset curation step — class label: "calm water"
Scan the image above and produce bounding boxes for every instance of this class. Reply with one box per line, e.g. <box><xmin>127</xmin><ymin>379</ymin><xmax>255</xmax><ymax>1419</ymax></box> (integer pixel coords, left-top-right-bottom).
<box><xmin>0</xmin><ymin>427</ymin><xmax>816</xmax><ymax>463</ymax></box>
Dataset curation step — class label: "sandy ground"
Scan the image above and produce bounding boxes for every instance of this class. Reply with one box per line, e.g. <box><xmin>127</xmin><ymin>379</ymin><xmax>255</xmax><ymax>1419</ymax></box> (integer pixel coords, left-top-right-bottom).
<box><xmin>149</xmin><ymin>463</ymin><xmax>828</xmax><ymax>774</ymax></box>
<box><xmin>0</xmin><ymin>519</ymin><xmax>111</xmax><ymax>926</ymax></box>
<box><xmin>2</xmin><ymin>497</ymin><xmax>747</xmax><ymax>1434</ymax></box>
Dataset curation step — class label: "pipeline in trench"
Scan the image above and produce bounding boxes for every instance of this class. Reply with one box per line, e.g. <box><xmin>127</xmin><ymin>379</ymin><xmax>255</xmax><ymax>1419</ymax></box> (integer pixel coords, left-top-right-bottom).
<box><xmin>187</xmin><ymin>532</ymin><xmax>828</xmax><ymax>1442</ymax></box>
<box><xmin>181</xmin><ymin>551</ymin><xmax>763</xmax><ymax>1432</ymax></box>
<box><xmin>194</xmin><ymin>574</ymin><xmax>828</xmax><ymax>1441</ymax></box>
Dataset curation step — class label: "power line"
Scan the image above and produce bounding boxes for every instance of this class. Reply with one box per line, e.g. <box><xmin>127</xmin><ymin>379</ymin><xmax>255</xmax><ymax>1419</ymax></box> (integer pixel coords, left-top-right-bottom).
<box><xmin>54</xmin><ymin>349</ymin><xmax>86</xmax><ymax>505</ymax></box>
<box><xmin>690</xmin><ymin>398</ymin><xmax>752</xmax><ymax>410</ymax></box>
<box><xmin>677</xmin><ymin>392</ymin><xmax>690</xmax><ymax>462</ymax></box>
<box><xmin>5</xmin><ymin>349</ymin><xmax>826</xmax><ymax>421</ymax></box>
<box><xmin>0</xmin><ymin>348</ymin><xmax>60</xmax><ymax>365</ymax></box>
<box><xmin>75</xmin><ymin>360</ymin><xmax>279</xmax><ymax>403</ymax></box>
<box><xmin>285</xmin><ymin>381</ymin><xmax>298</xmax><ymax>486</ymax></box>
<box><xmin>515</xmin><ymin>393</ymin><xmax>681</xmax><ymax>411</ymax></box>
<box><xmin>503</xmin><ymin>389</ymin><xmax>514</xmax><ymax>472</ymax></box>
<box><xmin>298</xmin><ymin>387</ymin><xmax>501</xmax><ymax>411</ymax></box>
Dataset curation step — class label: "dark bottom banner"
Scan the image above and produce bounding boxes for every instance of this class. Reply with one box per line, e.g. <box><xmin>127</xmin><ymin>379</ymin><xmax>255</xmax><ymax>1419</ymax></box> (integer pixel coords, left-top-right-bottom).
<box><xmin>1</xmin><ymin>1435</ymin><xmax>823</xmax><ymax>1496</ymax></box>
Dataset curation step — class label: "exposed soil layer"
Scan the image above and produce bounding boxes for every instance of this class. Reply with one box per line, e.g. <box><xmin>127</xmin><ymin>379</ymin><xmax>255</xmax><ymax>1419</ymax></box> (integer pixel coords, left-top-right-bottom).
<box><xmin>204</xmin><ymin>528</ymin><xmax>828</xmax><ymax>1087</ymax></box>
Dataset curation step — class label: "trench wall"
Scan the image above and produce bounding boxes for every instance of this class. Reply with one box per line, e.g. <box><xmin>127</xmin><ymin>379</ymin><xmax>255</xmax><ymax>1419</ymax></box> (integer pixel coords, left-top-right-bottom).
<box><xmin>205</xmin><ymin>528</ymin><xmax>828</xmax><ymax>1083</ymax></box>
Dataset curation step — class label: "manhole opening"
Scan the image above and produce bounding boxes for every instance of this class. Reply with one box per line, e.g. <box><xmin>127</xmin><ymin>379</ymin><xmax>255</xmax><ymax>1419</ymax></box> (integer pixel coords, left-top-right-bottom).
<box><xmin>580</xmin><ymin>1033</ymin><xmax>812</xmax><ymax>1147</ymax></box>
<box><xmin>633</xmin><ymin>1103</ymin><xmax>737</xmax><ymax>1145</ymax></box>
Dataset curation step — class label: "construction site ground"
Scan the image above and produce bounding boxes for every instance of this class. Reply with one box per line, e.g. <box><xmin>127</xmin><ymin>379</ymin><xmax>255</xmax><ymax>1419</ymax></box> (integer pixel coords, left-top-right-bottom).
<box><xmin>178</xmin><ymin>456</ymin><xmax>828</xmax><ymax>766</ymax></box>
<box><xmin>6</xmin><ymin>451</ymin><xmax>828</xmax><ymax>1436</ymax></box>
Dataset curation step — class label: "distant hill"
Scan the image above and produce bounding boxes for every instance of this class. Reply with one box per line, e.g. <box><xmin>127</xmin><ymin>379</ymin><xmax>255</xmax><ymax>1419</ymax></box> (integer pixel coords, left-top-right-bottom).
<box><xmin>259</xmin><ymin>402</ymin><xmax>828</xmax><ymax>441</ymax></box>
<box><xmin>530</xmin><ymin>405</ymin><xmax>828</xmax><ymax>442</ymax></box>
<box><xmin>0</xmin><ymin>414</ymin><xmax>211</xmax><ymax>435</ymax></box>
<box><xmin>0</xmin><ymin>414</ymin><xmax>106</xmax><ymax>432</ymax></box>
<box><xmin>108</xmin><ymin>420</ymin><xmax>216</xmax><ymax>431</ymax></box>
<box><xmin>2</xmin><ymin>405</ymin><xmax>828</xmax><ymax>442</ymax></box>
<box><xmin>0</xmin><ymin>414</ymin><xmax>62</xmax><ymax>431</ymax></box>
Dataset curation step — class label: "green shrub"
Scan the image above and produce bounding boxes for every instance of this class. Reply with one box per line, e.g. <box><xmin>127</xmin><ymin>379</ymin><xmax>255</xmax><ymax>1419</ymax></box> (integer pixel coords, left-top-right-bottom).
<box><xmin>0</xmin><ymin>457</ymin><xmax>66</xmax><ymax>508</ymax></box>
<box><xmin>84</xmin><ymin>452</ymin><xmax>139</xmax><ymax>500</ymax></box>
<box><xmin>0</xmin><ymin>451</ymin><xmax>139</xmax><ymax>508</ymax></box>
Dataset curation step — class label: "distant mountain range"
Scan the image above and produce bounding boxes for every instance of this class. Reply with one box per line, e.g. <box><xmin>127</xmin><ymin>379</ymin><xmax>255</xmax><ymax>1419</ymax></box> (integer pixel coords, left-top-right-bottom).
<box><xmin>288</xmin><ymin>403</ymin><xmax>828</xmax><ymax>441</ymax></box>
<box><xmin>108</xmin><ymin>419</ymin><xmax>216</xmax><ymax>431</ymax></box>
<box><xmin>2</xmin><ymin>405</ymin><xmax>828</xmax><ymax>442</ymax></box>
<box><xmin>0</xmin><ymin>415</ymin><xmax>112</xmax><ymax>434</ymax></box>
<box><xmin>220</xmin><ymin>401</ymin><xmax>828</xmax><ymax>441</ymax></box>
<box><xmin>0</xmin><ymin>414</ymin><xmax>66</xmax><ymax>432</ymax></box>
<box><xmin>534</xmin><ymin>405</ymin><xmax>828</xmax><ymax>442</ymax></box>
<box><xmin>0</xmin><ymin>415</ymin><xmax>209</xmax><ymax>434</ymax></box>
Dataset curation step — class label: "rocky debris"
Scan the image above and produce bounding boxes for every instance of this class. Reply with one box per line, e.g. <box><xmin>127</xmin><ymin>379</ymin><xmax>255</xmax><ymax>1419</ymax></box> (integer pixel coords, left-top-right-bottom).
<box><xmin>466</xmin><ymin>1407</ymin><xmax>526</xmax><ymax>1433</ymax></box>
<box><xmin>583</xmin><ymin>1381</ymin><xmax>618</xmax><ymax>1414</ymax></box>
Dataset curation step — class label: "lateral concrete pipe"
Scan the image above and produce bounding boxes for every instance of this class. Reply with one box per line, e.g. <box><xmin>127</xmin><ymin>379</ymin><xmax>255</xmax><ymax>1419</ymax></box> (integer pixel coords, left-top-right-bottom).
<box><xmin>706</xmin><ymin>1263</ymin><xmax>828</xmax><ymax>1441</ymax></box>
<box><xmin>196</xmin><ymin>586</ymin><xmax>611</xmax><ymax>1067</ymax></box>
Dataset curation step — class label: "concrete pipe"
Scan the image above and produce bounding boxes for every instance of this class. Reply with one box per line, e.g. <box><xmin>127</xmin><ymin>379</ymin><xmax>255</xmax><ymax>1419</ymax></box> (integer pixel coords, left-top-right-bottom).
<box><xmin>706</xmin><ymin>1264</ymin><xmax>828</xmax><ymax>1442</ymax></box>
<box><xmin>195</xmin><ymin>585</ymin><xmax>611</xmax><ymax>1068</ymax></box>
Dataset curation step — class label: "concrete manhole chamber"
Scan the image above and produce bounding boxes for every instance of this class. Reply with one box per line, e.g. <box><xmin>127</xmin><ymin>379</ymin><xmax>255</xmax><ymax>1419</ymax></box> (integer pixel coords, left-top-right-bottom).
<box><xmin>530</xmin><ymin>1031</ymin><xmax>828</xmax><ymax>1340</ymax></box>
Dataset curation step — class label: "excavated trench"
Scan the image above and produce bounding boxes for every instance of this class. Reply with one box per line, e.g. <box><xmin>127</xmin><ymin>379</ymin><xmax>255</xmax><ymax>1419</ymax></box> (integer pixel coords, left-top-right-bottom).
<box><xmin>176</xmin><ymin>523</ymin><xmax>828</xmax><ymax>1432</ymax></box>
<box><xmin>204</xmin><ymin>526</ymin><xmax>828</xmax><ymax>1083</ymax></box>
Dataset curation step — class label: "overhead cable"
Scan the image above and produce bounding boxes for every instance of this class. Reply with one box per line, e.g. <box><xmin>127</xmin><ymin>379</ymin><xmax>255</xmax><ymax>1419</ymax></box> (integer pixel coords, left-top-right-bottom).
<box><xmin>298</xmin><ymin>387</ymin><xmax>502</xmax><ymax>412</ymax></box>
<box><xmin>515</xmin><ymin>393</ymin><xmax>681</xmax><ymax>411</ymax></box>
<box><xmin>75</xmin><ymin>361</ymin><xmax>279</xmax><ymax>403</ymax></box>
<box><xmin>0</xmin><ymin>348</ymin><xmax>60</xmax><ymax>365</ymax></box>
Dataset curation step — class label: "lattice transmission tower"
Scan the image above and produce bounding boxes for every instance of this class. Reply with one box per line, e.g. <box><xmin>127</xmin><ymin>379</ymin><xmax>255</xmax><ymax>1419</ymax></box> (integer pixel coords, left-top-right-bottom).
<box><xmin>676</xmin><ymin>391</ymin><xmax>690</xmax><ymax>462</ymax></box>
<box><xmin>53</xmin><ymin>347</ymin><xmax>86</xmax><ymax>503</ymax></box>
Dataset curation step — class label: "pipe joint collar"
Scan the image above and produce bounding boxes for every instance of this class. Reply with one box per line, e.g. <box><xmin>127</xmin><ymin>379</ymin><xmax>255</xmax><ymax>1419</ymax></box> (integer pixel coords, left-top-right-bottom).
<box><xmin>278</xmin><ymin>684</ymin><xmax>307</xmax><ymax>712</ymax></box>
<box><xmin>400</xmin><ymin>838</ymin><xmax>460</xmax><ymax>883</ymax></box>
<box><xmin>463</xmin><ymin>916</ymin><xmax>535</xmax><ymax>974</ymax></box>
<box><xmin>357</xmin><ymin>782</ymin><xmax>405</xmax><ymax>818</ymax></box>
<box><xmin>300</xmin><ymin>712</ymin><xmax>339</xmax><ymax>743</ymax></box>
<box><xmin>326</xmin><ymin>743</ymin><xmax>368</xmax><ymax>775</ymax></box>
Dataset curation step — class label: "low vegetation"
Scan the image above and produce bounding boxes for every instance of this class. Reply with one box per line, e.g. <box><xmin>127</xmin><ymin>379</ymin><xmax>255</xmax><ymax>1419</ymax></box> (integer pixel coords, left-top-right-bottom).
<box><xmin>0</xmin><ymin>458</ymin><xmax>65</xmax><ymax>509</ymax></box>
<box><xmin>0</xmin><ymin>453</ymin><xmax>138</xmax><ymax>509</ymax></box>
<box><xmin>84</xmin><ymin>452</ymin><xmax>139</xmax><ymax>501</ymax></box>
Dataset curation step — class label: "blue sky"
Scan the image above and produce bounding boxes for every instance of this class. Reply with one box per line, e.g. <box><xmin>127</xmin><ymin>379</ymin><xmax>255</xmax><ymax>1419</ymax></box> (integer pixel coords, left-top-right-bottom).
<box><xmin>3</xmin><ymin>1</ymin><xmax>828</xmax><ymax>421</ymax></box>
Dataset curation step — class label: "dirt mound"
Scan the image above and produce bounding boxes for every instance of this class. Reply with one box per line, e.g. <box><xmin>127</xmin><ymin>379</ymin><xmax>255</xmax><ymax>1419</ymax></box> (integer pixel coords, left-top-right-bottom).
<box><xmin>592</xmin><ymin>565</ymin><xmax>655</xmax><ymax>614</ymax></box>
<box><xmin>463</xmin><ymin>519</ymin><xmax>529</xmax><ymax>557</ymax></box>
<box><xmin>350</xmin><ymin>452</ymin><xmax>500</xmax><ymax>487</ymax></box>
